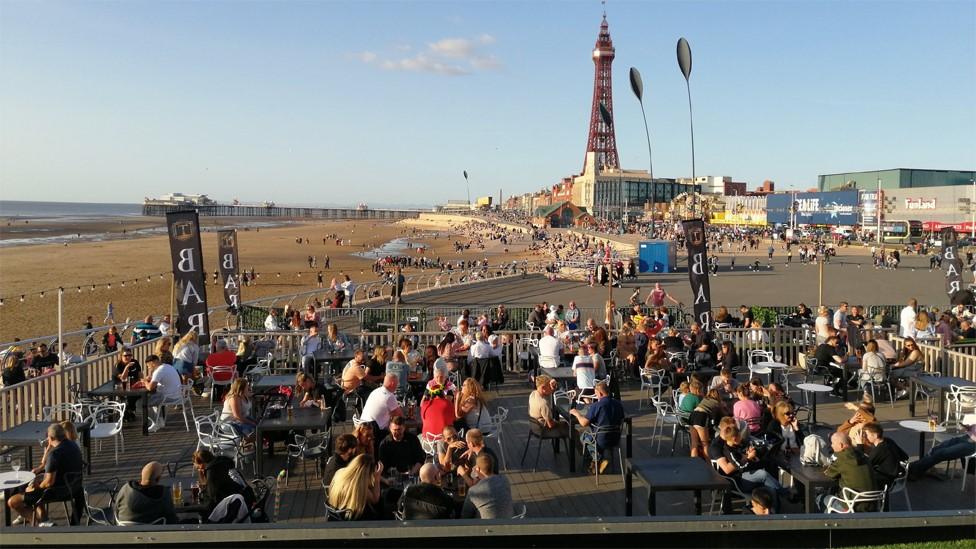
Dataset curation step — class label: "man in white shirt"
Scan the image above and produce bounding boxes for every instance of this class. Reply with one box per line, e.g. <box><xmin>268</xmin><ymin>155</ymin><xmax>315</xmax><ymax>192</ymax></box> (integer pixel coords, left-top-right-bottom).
<box><xmin>146</xmin><ymin>355</ymin><xmax>183</xmax><ymax>432</ymax></box>
<box><xmin>157</xmin><ymin>315</ymin><xmax>173</xmax><ymax>336</ymax></box>
<box><xmin>564</xmin><ymin>301</ymin><xmax>581</xmax><ymax>330</ymax></box>
<box><xmin>900</xmin><ymin>298</ymin><xmax>918</xmax><ymax>338</ymax></box>
<box><xmin>360</xmin><ymin>374</ymin><xmax>403</xmax><ymax>442</ymax></box>
<box><xmin>832</xmin><ymin>302</ymin><xmax>849</xmax><ymax>332</ymax></box>
<box><xmin>572</xmin><ymin>344</ymin><xmax>597</xmax><ymax>397</ymax></box>
<box><xmin>537</xmin><ymin>326</ymin><xmax>562</xmax><ymax>368</ymax></box>
<box><xmin>340</xmin><ymin>274</ymin><xmax>356</xmax><ymax>308</ymax></box>
<box><xmin>469</xmin><ymin>332</ymin><xmax>493</xmax><ymax>359</ymax></box>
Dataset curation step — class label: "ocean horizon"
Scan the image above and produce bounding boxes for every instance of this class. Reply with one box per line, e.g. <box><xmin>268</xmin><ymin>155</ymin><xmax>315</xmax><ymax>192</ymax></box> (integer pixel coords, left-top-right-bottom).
<box><xmin>0</xmin><ymin>200</ymin><xmax>433</xmax><ymax>218</ymax></box>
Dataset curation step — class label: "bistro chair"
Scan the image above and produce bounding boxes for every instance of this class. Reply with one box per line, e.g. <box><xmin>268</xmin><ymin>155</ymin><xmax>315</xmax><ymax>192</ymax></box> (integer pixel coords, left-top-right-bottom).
<box><xmin>484</xmin><ymin>406</ymin><xmax>509</xmax><ymax>471</ymax></box>
<box><xmin>824</xmin><ymin>486</ymin><xmax>887</xmax><ymax>513</ymax></box>
<box><xmin>89</xmin><ymin>401</ymin><xmax>126</xmax><ymax>465</ymax></box>
<box><xmin>84</xmin><ymin>477</ymin><xmax>120</xmax><ymax>526</ymax></box>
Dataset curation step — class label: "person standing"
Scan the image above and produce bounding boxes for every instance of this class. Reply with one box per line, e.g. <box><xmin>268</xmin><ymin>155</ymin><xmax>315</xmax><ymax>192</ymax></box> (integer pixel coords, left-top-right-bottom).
<box><xmin>899</xmin><ymin>298</ymin><xmax>917</xmax><ymax>338</ymax></box>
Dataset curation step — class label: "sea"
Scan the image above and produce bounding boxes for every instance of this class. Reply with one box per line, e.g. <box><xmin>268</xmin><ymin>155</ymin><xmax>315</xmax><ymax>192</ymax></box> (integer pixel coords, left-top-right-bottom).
<box><xmin>0</xmin><ymin>200</ymin><xmax>144</xmax><ymax>220</ymax></box>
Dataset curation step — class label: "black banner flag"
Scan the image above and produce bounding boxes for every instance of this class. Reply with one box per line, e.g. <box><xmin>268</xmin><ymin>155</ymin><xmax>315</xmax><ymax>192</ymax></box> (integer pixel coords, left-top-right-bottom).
<box><xmin>217</xmin><ymin>230</ymin><xmax>242</xmax><ymax>314</ymax></box>
<box><xmin>682</xmin><ymin>218</ymin><xmax>713</xmax><ymax>331</ymax></box>
<box><xmin>166</xmin><ymin>211</ymin><xmax>210</xmax><ymax>342</ymax></box>
<box><xmin>942</xmin><ymin>227</ymin><xmax>964</xmax><ymax>300</ymax></box>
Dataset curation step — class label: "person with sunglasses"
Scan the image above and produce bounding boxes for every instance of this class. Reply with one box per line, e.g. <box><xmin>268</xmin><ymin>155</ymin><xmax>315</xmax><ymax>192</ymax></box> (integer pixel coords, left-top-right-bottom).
<box><xmin>890</xmin><ymin>337</ymin><xmax>923</xmax><ymax>399</ymax></box>
<box><xmin>114</xmin><ymin>350</ymin><xmax>142</xmax><ymax>421</ymax></box>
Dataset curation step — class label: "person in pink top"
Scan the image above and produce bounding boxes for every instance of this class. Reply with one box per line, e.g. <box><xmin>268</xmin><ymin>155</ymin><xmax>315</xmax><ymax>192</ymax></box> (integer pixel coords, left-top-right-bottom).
<box><xmin>644</xmin><ymin>283</ymin><xmax>680</xmax><ymax>308</ymax></box>
<box><xmin>733</xmin><ymin>384</ymin><xmax>763</xmax><ymax>434</ymax></box>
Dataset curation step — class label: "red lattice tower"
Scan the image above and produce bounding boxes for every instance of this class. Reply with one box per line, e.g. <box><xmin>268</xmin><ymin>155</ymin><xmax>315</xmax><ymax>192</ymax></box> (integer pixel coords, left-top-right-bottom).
<box><xmin>584</xmin><ymin>14</ymin><xmax>619</xmax><ymax>172</ymax></box>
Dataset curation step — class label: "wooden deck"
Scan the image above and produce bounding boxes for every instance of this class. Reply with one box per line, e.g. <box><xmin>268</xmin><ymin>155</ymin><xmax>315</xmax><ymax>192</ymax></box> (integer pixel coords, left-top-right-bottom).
<box><xmin>4</xmin><ymin>372</ymin><xmax>975</xmax><ymax>527</ymax></box>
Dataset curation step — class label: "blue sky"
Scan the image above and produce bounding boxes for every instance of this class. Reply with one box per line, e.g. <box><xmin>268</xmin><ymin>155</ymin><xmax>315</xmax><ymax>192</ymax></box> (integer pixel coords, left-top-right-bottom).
<box><xmin>1</xmin><ymin>0</ymin><xmax>974</xmax><ymax>207</ymax></box>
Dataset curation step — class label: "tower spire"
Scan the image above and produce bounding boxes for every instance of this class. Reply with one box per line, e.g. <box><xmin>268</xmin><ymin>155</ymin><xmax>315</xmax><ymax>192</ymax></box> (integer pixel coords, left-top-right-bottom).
<box><xmin>584</xmin><ymin>10</ymin><xmax>619</xmax><ymax>172</ymax></box>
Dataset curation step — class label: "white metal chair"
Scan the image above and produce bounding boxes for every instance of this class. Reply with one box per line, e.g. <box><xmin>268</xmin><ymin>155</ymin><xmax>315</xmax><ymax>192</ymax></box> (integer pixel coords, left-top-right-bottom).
<box><xmin>824</xmin><ymin>486</ymin><xmax>887</xmax><ymax>513</ymax></box>
<box><xmin>89</xmin><ymin>401</ymin><xmax>126</xmax><ymax>465</ymax></box>
<box><xmin>207</xmin><ymin>365</ymin><xmax>238</xmax><ymax>407</ymax></box>
<box><xmin>638</xmin><ymin>368</ymin><xmax>668</xmax><ymax>410</ymax></box>
<box><xmin>42</xmin><ymin>403</ymin><xmax>86</xmax><ymax>424</ymax></box>
<box><xmin>859</xmin><ymin>372</ymin><xmax>895</xmax><ymax>408</ymax></box>
<box><xmin>649</xmin><ymin>397</ymin><xmax>681</xmax><ymax>454</ymax></box>
<box><xmin>512</xmin><ymin>503</ymin><xmax>527</xmax><ymax>519</ymax></box>
<box><xmin>580</xmin><ymin>424</ymin><xmax>625</xmax><ymax>486</ymax></box>
<box><xmin>419</xmin><ymin>433</ymin><xmax>442</xmax><ymax>463</ymax></box>
<box><xmin>709</xmin><ymin>459</ymin><xmax>750</xmax><ymax>514</ymax></box>
<box><xmin>194</xmin><ymin>413</ymin><xmax>240</xmax><ymax>458</ymax></box>
<box><xmin>944</xmin><ymin>445</ymin><xmax>976</xmax><ymax>492</ymax></box>
<box><xmin>945</xmin><ymin>385</ymin><xmax>976</xmax><ymax>429</ymax></box>
<box><xmin>748</xmin><ymin>350</ymin><xmax>774</xmax><ymax>382</ymax></box>
<box><xmin>244</xmin><ymin>362</ymin><xmax>272</xmax><ymax>378</ymax></box>
<box><xmin>153</xmin><ymin>382</ymin><xmax>194</xmax><ymax>432</ymax></box>
<box><xmin>118</xmin><ymin>517</ymin><xmax>166</xmax><ymax>526</ymax></box>
<box><xmin>484</xmin><ymin>406</ymin><xmax>509</xmax><ymax>471</ymax></box>
<box><xmin>286</xmin><ymin>432</ymin><xmax>331</xmax><ymax>490</ymax></box>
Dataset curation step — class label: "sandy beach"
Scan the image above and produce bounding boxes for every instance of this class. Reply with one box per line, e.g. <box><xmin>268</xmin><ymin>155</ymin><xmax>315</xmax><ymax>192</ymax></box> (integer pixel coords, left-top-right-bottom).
<box><xmin>0</xmin><ymin>216</ymin><xmax>533</xmax><ymax>343</ymax></box>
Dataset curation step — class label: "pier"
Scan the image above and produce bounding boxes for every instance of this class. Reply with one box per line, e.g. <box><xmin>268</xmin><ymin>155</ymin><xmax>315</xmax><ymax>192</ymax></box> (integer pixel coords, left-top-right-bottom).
<box><xmin>142</xmin><ymin>202</ymin><xmax>423</xmax><ymax>220</ymax></box>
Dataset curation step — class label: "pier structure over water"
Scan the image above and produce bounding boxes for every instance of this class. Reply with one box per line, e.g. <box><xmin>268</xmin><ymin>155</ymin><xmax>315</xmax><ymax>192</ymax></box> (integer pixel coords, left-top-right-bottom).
<box><xmin>142</xmin><ymin>202</ymin><xmax>423</xmax><ymax>220</ymax></box>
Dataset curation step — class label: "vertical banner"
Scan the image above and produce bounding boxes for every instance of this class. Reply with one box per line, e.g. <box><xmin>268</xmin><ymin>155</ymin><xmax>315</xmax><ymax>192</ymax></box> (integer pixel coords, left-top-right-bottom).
<box><xmin>166</xmin><ymin>211</ymin><xmax>210</xmax><ymax>343</ymax></box>
<box><xmin>217</xmin><ymin>229</ymin><xmax>242</xmax><ymax>314</ymax></box>
<box><xmin>942</xmin><ymin>227</ymin><xmax>963</xmax><ymax>299</ymax></box>
<box><xmin>681</xmin><ymin>219</ymin><xmax>713</xmax><ymax>331</ymax></box>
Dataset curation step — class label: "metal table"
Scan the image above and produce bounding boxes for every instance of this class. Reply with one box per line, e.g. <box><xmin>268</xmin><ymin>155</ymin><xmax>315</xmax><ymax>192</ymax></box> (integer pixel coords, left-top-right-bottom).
<box><xmin>88</xmin><ymin>381</ymin><xmax>151</xmax><ymax>436</ymax></box>
<box><xmin>313</xmin><ymin>351</ymin><xmax>356</xmax><ymax>378</ymax></box>
<box><xmin>0</xmin><ymin>420</ymin><xmax>92</xmax><ymax>475</ymax></box>
<box><xmin>624</xmin><ymin>457</ymin><xmax>728</xmax><ymax>516</ymax></box>
<box><xmin>254</xmin><ymin>406</ymin><xmax>332</xmax><ymax>475</ymax></box>
<box><xmin>909</xmin><ymin>376</ymin><xmax>976</xmax><ymax>421</ymax></box>
<box><xmin>796</xmin><ymin>383</ymin><xmax>833</xmax><ymax>427</ymax></box>
<box><xmin>785</xmin><ymin>455</ymin><xmax>836</xmax><ymax>513</ymax></box>
<box><xmin>0</xmin><ymin>470</ymin><xmax>35</xmax><ymax>526</ymax></box>
<box><xmin>252</xmin><ymin>375</ymin><xmax>297</xmax><ymax>393</ymax></box>
<box><xmin>899</xmin><ymin>419</ymin><xmax>947</xmax><ymax>459</ymax></box>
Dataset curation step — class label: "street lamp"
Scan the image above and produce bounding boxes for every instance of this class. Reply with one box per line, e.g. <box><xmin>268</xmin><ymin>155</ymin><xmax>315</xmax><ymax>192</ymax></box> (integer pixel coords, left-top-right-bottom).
<box><xmin>676</xmin><ymin>38</ymin><xmax>697</xmax><ymax>218</ymax></box>
<box><xmin>629</xmin><ymin>67</ymin><xmax>655</xmax><ymax>236</ymax></box>
<box><xmin>463</xmin><ymin>170</ymin><xmax>471</xmax><ymax>209</ymax></box>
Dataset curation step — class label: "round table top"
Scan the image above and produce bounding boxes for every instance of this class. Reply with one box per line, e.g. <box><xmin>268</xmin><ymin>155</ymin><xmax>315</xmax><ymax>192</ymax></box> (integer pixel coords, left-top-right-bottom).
<box><xmin>750</xmin><ymin>367</ymin><xmax>772</xmax><ymax>375</ymax></box>
<box><xmin>757</xmin><ymin>361</ymin><xmax>789</xmax><ymax>369</ymax></box>
<box><xmin>0</xmin><ymin>470</ymin><xmax>35</xmax><ymax>489</ymax></box>
<box><xmin>797</xmin><ymin>383</ymin><xmax>834</xmax><ymax>392</ymax></box>
<box><xmin>899</xmin><ymin>420</ymin><xmax>947</xmax><ymax>433</ymax></box>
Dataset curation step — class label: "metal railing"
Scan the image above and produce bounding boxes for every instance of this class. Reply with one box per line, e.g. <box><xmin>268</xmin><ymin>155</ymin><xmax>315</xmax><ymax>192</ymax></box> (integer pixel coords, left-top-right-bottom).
<box><xmin>890</xmin><ymin>335</ymin><xmax>976</xmax><ymax>381</ymax></box>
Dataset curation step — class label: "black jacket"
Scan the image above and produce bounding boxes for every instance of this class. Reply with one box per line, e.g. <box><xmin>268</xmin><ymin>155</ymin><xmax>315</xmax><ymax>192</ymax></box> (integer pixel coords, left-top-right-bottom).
<box><xmin>398</xmin><ymin>483</ymin><xmax>455</xmax><ymax>519</ymax></box>
<box><xmin>203</xmin><ymin>456</ymin><xmax>254</xmax><ymax>512</ymax></box>
<box><xmin>865</xmin><ymin>438</ymin><xmax>908</xmax><ymax>489</ymax></box>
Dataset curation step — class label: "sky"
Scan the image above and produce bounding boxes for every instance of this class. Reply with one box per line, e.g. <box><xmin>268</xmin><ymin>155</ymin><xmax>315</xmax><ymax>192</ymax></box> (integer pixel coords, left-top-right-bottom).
<box><xmin>1</xmin><ymin>0</ymin><xmax>974</xmax><ymax>207</ymax></box>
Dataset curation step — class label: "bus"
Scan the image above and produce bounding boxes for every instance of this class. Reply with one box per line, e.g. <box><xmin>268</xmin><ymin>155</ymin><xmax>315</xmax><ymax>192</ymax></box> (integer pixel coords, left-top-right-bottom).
<box><xmin>880</xmin><ymin>220</ymin><xmax>924</xmax><ymax>244</ymax></box>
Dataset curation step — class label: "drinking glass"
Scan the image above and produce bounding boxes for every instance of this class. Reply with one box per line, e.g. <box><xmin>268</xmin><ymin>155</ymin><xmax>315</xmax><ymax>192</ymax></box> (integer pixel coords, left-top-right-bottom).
<box><xmin>11</xmin><ymin>459</ymin><xmax>21</xmax><ymax>472</ymax></box>
<box><xmin>191</xmin><ymin>482</ymin><xmax>200</xmax><ymax>503</ymax></box>
<box><xmin>173</xmin><ymin>481</ymin><xmax>183</xmax><ymax>505</ymax></box>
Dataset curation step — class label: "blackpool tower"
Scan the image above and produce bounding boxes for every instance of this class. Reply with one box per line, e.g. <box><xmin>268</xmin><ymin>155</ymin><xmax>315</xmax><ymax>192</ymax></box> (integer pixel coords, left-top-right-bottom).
<box><xmin>583</xmin><ymin>13</ymin><xmax>619</xmax><ymax>172</ymax></box>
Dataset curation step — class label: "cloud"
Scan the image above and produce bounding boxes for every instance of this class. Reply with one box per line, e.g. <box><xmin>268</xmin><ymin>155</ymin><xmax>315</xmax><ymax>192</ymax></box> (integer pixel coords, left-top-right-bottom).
<box><xmin>380</xmin><ymin>54</ymin><xmax>469</xmax><ymax>76</ymax></box>
<box><xmin>428</xmin><ymin>38</ymin><xmax>474</xmax><ymax>58</ymax></box>
<box><xmin>352</xmin><ymin>33</ymin><xmax>501</xmax><ymax>77</ymax></box>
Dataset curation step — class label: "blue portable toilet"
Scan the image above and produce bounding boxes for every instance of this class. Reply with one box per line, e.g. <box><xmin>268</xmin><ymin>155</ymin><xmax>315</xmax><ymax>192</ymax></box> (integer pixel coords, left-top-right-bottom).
<box><xmin>638</xmin><ymin>241</ymin><xmax>676</xmax><ymax>273</ymax></box>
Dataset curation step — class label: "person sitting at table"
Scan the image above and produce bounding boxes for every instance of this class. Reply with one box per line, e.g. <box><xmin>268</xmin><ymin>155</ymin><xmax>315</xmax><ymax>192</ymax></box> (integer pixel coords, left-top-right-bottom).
<box><xmin>838</xmin><ymin>398</ymin><xmax>876</xmax><ymax>446</ymax></box>
<box><xmin>378</xmin><ymin>416</ymin><xmax>425</xmax><ymax>478</ymax></box>
<box><xmin>397</xmin><ymin>338</ymin><xmax>422</xmax><ymax>373</ymax></box>
<box><xmin>857</xmin><ymin>340</ymin><xmax>887</xmax><ymax>391</ymax></box>
<box><xmin>708</xmin><ymin>368</ymin><xmax>739</xmax><ymax>400</ymax></box>
<box><xmin>469</xmin><ymin>332</ymin><xmax>493</xmax><ymax>362</ymax></box>
<box><xmin>766</xmin><ymin>400</ymin><xmax>804</xmax><ymax>460</ymax></box>
<box><xmin>716</xmin><ymin>341</ymin><xmax>741</xmax><ymax>375</ymax></box>
<box><xmin>436</xmin><ymin>425</ymin><xmax>467</xmax><ymax>472</ymax></box>
<box><xmin>661</xmin><ymin>327</ymin><xmax>686</xmax><ymax>354</ymax></box>
<box><xmin>203</xmin><ymin>340</ymin><xmax>238</xmax><ymax>400</ymax></box>
<box><xmin>907</xmin><ymin>417</ymin><xmax>976</xmax><ymax>480</ymax></box>
<box><xmin>569</xmin><ymin>382</ymin><xmax>624</xmax><ymax>473</ymax></box>
<box><xmin>421</xmin><ymin>344</ymin><xmax>439</xmax><ymax>377</ymax></box>
<box><xmin>460</xmin><ymin>454</ymin><xmax>512</xmax><ymax>519</ymax></box>
<box><xmin>420</xmin><ymin>383</ymin><xmax>457</xmax><ymax>439</ymax></box>
<box><xmin>734</xmin><ymin>384</ymin><xmax>763</xmax><ymax>434</ymax></box>
<box><xmin>324</xmin><ymin>323</ymin><xmax>350</xmax><ymax>353</ymax></box>
<box><xmin>529</xmin><ymin>374</ymin><xmax>569</xmax><ymax>439</ymax></box>
<box><xmin>689</xmin><ymin>323</ymin><xmax>717</xmax><ymax>370</ymax></box>
<box><xmin>456</xmin><ymin>428</ymin><xmax>500</xmax><ymax>484</ymax></box>
<box><xmin>353</xmin><ymin>423</ymin><xmax>376</xmax><ymax>458</ymax></box>
<box><xmin>324</xmin><ymin>434</ymin><xmax>359</xmax><ymax>486</ymax></box>
<box><xmin>890</xmin><ymin>337</ymin><xmax>923</xmax><ymax>399</ymax></box>
<box><xmin>8</xmin><ymin>423</ymin><xmax>84</xmax><ymax>527</ymax></box>
<box><xmin>302</xmin><ymin>304</ymin><xmax>320</xmax><ymax>329</ymax></box>
<box><xmin>366</xmin><ymin>346</ymin><xmax>390</xmax><ymax>385</ymax></box>
<box><xmin>454</xmin><ymin>320</ymin><xmax>473</xmax><ymax>352</ymax></box>
<box><xmin>455</xmin><ymin>378</ymin><xmax>492</xmax><ymax>434</ymax></box>
<box><xmin>710</xmin><ymin>418</ymin><xmax>788</xmax><ymax>513</ymax></box>
<box><xmin>114</xmin><ymin>349</ymin><xmax>143</xmax><ymax>421</ymax></box>
<box><xmin>299</xmin><ymin>325</ymin><xmax>326</xmax><ymax>377</ymax></box>
<box><xmin>819</xmin><ymin>432</ymin><xmax>878</xmax><ymax>512</ymax></box>
<box><xmin>328</xmin><ymin>453</ymin><xmax>383</xmax><ymax>520</ymax></box>
<box><xmin>679</xmin><ymin>379</ymin><xmax>704</xmax><ymax>414</ymax></box>
<box><xmin>689</xmin><ymin>388</ymin><xmax>728</xmax><ymax>459</ymax></box>
<box><xmin>859</xmin><ymin>422</ymin><xmax>907</xmax><ymax>490</ymax></box>
<box><xmin>747</xmin><ymin>320</ymin><xmax>768</xmax><ymax>345</ymax></box>
<box><xmin>385</xmin><ymin>351</ymin><xmax>411</xmax><ymax>394</ymax></box>
<box><xmin>615</xmin><ymin>322</ymin><xmax>638</xmax><ymax>376</ymax></box>
<box><xmin>764</xmin><ymin>382</ymin><xmax>789</xmax><ymax>411</ymax></box>
<box><xmin>815</xmin><ymin>335</ymin><xmax>848</xmax><ymax>397</ymax></box>
<box><xmin>537</xmin><ymin>326</ymin><xmax>563</xmax><ymax>369</ymax></box>
<box><xmin>572</xmin><ymin>343</ymin><xmax>598</xmax><ymax>401</ymax></box>
<box><xmin>171</xmin><ymin>330</ymin><xmax>200</xmax><ymax>381</ymax></box>
<box><xmin>360</xmin><ymin>373</ymin><xmax>403</xmax><ymax>447</ymax></box>
<box><xmin>342</xmin><ymin>348</ymin><xmax>371</xmax><ymax>404</ymax></box>
<box><xmin>750</xmin><ymin>487</ymin><xmax>774</xmax><ymax>516</ymax></box>
<box><xmin>220</xmin><ymin>378</ymin><xmax>257</xmax><ymax>437</ymax></box>
<box><xmin>644</xmin><ymin>338</ymin><xmax>670</xmax><ymax>372</ymax></box>
<box><xmin>1</xmin><ymin>353</ymin><xmax>27</xmax><ymax>387</ymax></box>
<box><xmin>398</xmin><ymin>463</ymin><xmax>456</xmax><ymax>520</ymax></box>
<box><xmin>31</xmin><ymin>420</ymin><xmax>78</xmax><ymax>476</ymax></box>
<box><xmin>146</xmin><ymin>354</ymin><xmax>183</xmax><ymax>433</ymax></box>
<box><xmin>114</xmin><ymin>461</ymin><xmax>179</xmax><ymax>525</ymax></box>
<box><xmin>437</xmin><ymin>332</ymin><xmax>457</xmax><ymax>360</ymax></box>
<box><xmin>193</xmin><ymin>449</ymin><xmax>255</xmax><ymax>515</ymax></box>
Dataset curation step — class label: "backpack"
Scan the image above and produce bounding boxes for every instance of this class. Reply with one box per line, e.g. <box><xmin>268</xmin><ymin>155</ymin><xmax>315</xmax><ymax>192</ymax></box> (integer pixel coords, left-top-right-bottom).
<box><xmin>800</xmin><ymin>434</ymin><xmax>829</xmax><ymax>466</ymax></box>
